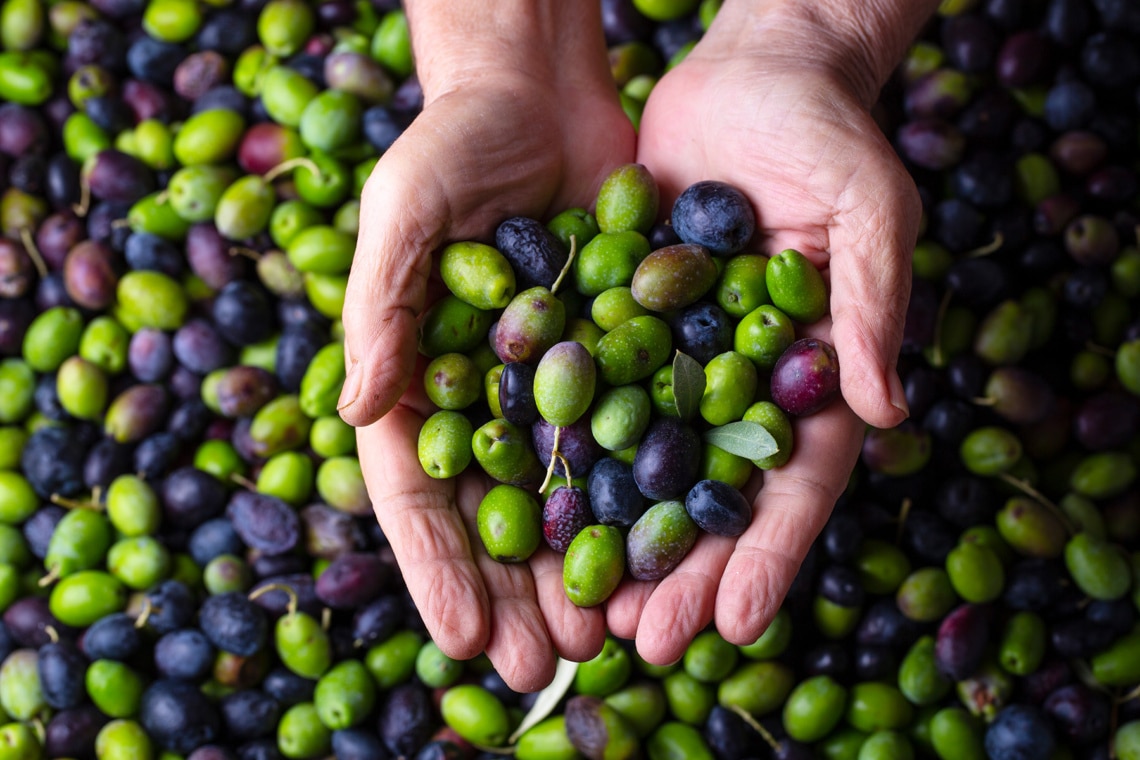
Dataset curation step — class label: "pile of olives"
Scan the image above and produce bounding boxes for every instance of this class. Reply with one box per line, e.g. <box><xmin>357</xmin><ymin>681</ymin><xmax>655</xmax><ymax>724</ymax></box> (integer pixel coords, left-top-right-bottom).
<box><xmin>0</xmin><ymin>0</ymin><xmax>1139</xmax><ymax>757</ymax></box>
<box><xmin>415</xmin><ymin>163</ymin><xmax>841</xmax><ymax>608</ymax></box>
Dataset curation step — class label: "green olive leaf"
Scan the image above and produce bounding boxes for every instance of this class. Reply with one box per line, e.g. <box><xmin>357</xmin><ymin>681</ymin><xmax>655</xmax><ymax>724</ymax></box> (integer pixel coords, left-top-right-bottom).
<box><xmin>672</xmin><ymin>350</ymin><xmax>705</xmax><ymax>422</ymax></box>
<box><xmin>506</xmin><ymin>657</ymin><xmax>579</xmax><ymax>745</ymax></box>
<box><xmin>703</xmin><ymin>420</ymin><xmax>779</xmax><ymax>460</ymax></box>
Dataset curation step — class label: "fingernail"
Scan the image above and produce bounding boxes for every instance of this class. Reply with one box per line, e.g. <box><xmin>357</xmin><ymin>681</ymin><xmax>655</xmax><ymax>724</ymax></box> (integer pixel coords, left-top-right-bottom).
<box><xmin>888</xmin><ymin>371</ymin><xmax>910</xmax><ymax>419</ymax></box>
<box><xmin>337</xmin><ymin>362</ymin><xmax>362</xmax><ymax>412</ymax></box>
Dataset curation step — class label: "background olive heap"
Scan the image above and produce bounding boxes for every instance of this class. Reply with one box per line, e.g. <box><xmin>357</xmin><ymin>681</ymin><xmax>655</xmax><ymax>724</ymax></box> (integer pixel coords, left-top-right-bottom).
<box><xmin>0</xmin><ymin>0</ymin><xmax>1138</xmax><ymax>757</ymax></box>
<box><xmin>415</xmin><ymin>164</ymin><xmax>841</xmax><ymax>610</ymax></box>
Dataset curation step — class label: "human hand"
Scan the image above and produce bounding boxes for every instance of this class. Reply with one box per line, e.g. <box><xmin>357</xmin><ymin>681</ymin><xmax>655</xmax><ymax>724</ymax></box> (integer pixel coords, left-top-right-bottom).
<box><xmin>605</xmin><ymin>0</ymin><xmax>933</xmax><ymax>665</ymax></box>
<box><xmin>336</xmin><ymin>2</ymin><xmax>636</xmax><ymax>692</ymax></box>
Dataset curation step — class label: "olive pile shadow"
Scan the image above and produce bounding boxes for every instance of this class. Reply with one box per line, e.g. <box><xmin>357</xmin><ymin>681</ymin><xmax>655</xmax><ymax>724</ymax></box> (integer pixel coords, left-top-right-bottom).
<box><xmin>0</xmin><ymin>0</ymin><xmax>1139</xmax><ymax>758</ymax></box>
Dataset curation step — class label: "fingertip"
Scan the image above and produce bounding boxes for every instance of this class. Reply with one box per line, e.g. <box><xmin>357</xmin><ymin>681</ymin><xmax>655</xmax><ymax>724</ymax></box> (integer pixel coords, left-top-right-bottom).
<box><xmin>337</xmin><ymin>307</ymin><xmax>422</xmax><ymax>427</ymax></box>
<box><xmin>412</xmin><ymin>557</ymin><xmax>493</xmax><ymax>665</ymax></box>
<box><xmin>837</xmin><ymin>356</ymin><xmax>909</xmax><ymax>431</ymax></box>
<box><xmin>430</xmin><ymin>615</ymin><xmax>491</xmax><ymax>664</ymax></box>
<box><xmin>493</xmin><ymin>644</ymin><xmax>558</xmax><ymax>695</ymax></box>
<box><xmin>828</xmin><ymin>311</ymin><xmax>909</xmax><ymax>430</ymax></box>
<box><xmin>531</xmin><ymin>550</ymin><xmax>607</xmax><ymax>662</ymax></box>
<box><xmin>605</xmin><ymin>580</ymin><xmax>655</xmax><ymax>641</ymax></box>
<box><xmin>714</xmin><ymin>559</ymin><xmax>785</xmax><ymax>647</ymax></box>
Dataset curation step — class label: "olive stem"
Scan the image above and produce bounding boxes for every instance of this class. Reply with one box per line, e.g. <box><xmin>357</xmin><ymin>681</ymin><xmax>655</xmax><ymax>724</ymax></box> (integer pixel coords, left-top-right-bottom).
<box><xmin>248</xmin><ymin>582</ymin><xmax>299</xmax><ymax>618</ymax></box>
<box><xmin>549</xmin><ymin>234</ymin><xmax>577</xmax><ymax>296</ymax></box>
<box><xmin>895</xmin><ymin>497</ymin><xmax>913</xmax><ymax>546</ymax></box>
<box><xmin>1119</xmin><ymin>684</ymin><xmax>1140</xmax><ymax>704</ymax></box>
<box><xmin>111</xmin><ymin>218</ymin><xmax>132</xmax><ymax>229</ymax></box>
<box><xmin>970</xmin><ymin>396</ymin><xmax>997</xmax><ymax>407</ymax></box>
<box><xmin>468</xmin><ymin>744</ymin><xmax>513</xmax><ymax>756</ymax></box>
<box><xmin>320</xmin><ymin>607</ymin><xmax>332</xmax><ymax>631</ymax></box>
<box><xmin>37</xmin><ymin>565</ymin><xmax>60</xmax><ymax>588</ymax></box>
<box><xmin>263</xmin><ymin>157</ymin><xmax>322</xmax><ymax>183</ymax></box>
<box><xmin>29</xmin><ymin>718</ymin><xmax>46</xmax><ymax>746</ymax></box>
<box><xmin>153</xmin><ymin>190</ymin><xmax>169</xmax><ymax>206</ymax></box>
<box><xmin>929</xmin><ymin>285</ymin><xmax>955</xmax><ymax>368</ymax></box>
<box><xmin>71</xmin><ymin>175</ymin><xmax>91</xmax><ymax>218</ymax></box>
<box><xmin>44</xmin><ymin>625</ymin><xmax>59</xmax><ymax>643</ymax></box>
<box><xmin>538</xmin><ymin>426</ymin><xmax>564</xmax><ymax>495</ymax></box>
<box><xmin>228</xmin><ymin>246</ymin><xmax>262</xmax><ymax>261</ymax></box>
<box><xmin>231</xmin><ymin>473</ymin><xmax>259</xmax><ymax>491</ymax></box>
<box><xmin>50</xmin><ymin>492</ymin><xmax>103</xmax><ymax>511</ymax></box>
<box><xmin>727</xmin><ymin>705</ymin><xmax>780</xmax><ymax>752</ymax></box>
<box><xmin>557</xmin><ymin>453</ymin><xmax>572</xmax><ymax>486</ymax></box>
<box><xmin>1084</xmin><ymin>341</ymin><xmax>1116</xmax><ymax>358</ymax></box>
<box><xmin>965</xmin><ymin>231</ymin><xmax>1004</xmax><ymax>258</ymax></box>
<box><xmin>17</xmin><ymin>227</ymin><xmax>48</xmax><ymax>278</ymax></box>
<box><xmin>1071</xmin><ymin>657</ymin><xmax>1113</xmax><ymax>696</ymax></box>
<box><xmin>998</xmin><ymin>473</ymin><xmax>1078</xmax><ymax>536</ymax></box>
<box><xmin>134</xmin><ymin>597</ymin><xmax>153</xmax><ymax>629</ymax></box>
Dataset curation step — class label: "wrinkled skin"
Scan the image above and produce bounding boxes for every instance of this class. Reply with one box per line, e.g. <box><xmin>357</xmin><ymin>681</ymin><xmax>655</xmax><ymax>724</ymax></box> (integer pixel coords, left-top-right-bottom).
<box><xmin>340</xmin><ymin>2</ymin><xmax>925</xmax><ymax>691</ymax></box>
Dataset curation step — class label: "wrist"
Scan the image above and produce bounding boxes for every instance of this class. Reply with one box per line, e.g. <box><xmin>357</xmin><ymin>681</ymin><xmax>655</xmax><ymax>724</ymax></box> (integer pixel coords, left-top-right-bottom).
<box><xmin>406</xmin><ymin>1</ymin><xmax>613</xmax><ymax>102</ymax></box>
<box><xmin>700</xmin><ymin>0</ymin><xmax>941</xmax><ymax>107</ymax></box>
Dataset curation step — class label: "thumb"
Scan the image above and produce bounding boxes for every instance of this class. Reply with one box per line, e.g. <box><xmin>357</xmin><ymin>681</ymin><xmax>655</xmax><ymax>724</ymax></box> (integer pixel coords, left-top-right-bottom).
<box><xmin>337</xmin><ymin>143</ymin><xmax>449</xmax><ymax>428</ymax></box>
<box><xmin>827</xmin><ymin>151</ymin><xmax>921</xmax><ymax>430</ymax></box>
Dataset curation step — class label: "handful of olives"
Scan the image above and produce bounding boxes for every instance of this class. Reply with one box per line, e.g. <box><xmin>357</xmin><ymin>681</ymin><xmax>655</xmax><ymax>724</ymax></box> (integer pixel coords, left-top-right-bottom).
<box><xmin>415</xmin><ymin>163</ymin><xmax>840</xmax><ymax>607</ymax></box>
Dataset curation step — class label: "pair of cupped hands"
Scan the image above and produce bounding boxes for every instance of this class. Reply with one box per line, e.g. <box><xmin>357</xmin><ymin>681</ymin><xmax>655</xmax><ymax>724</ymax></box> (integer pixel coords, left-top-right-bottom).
<box><xmin>336</xmin><ymin>2</ymin><xmax>924</xmax><ymax>692</ymax></box>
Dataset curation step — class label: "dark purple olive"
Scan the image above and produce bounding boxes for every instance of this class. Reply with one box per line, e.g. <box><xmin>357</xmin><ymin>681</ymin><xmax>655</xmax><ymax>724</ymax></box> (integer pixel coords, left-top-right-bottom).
<box><xmin>226</xmin><ymin>491</ymin><xmax>300</xmax><ymax>556</ymax></box>
<box><xmin>62</xmin><ymin>239</ymin><xmax>118</xmax><ymax>311</ymax></box>
<box><xmin>44</xmin><ymin>706</ymin><xmax>108</xmax><ymax>759</ymax></box>
<box><xmin>1085</xmin><ymin>165</ymin><xmax>1137</xmax><ymax>204</ymax></box>
<box><xmin>186</xmin><ymin>222</ymin><xmax>247</xmax><ymax>290</ymax></box>
<box><xmin>3</xmin><ymin>597</ymin><xmax>70</xmax><ymax>648</ymax></box>
<box><xmin>956</xmin><ymin>87</ymin><xmax>1018</xmax><ymax>143</ymax></box>
<box><xmin>35</xmin><ymin>210</ymin><xmax>85</xmax><ymax>270</ymax></box>
<box><xmin>498</xmin><ymin>362</ymin><xmax>537</xmax><ymax>427</ymax></box>
<box><xmin>996</xmin><ymin>30</ymin><xmax>1052</xmax><ymax>86</ymax></box>
<box><xmin>905</xmin><ymin>69</ymin><xmax>973</xmax><ymax>119</ymax></box>
<box><xmin>1074</xmin><ymin>391</ymin><xmax>1140</xmax><ymax>451</ymax></box>
<box><xmin>941</xmin><ymin>14</ymin><xmax>1000</xmax><ymax>73</ymax></box>
<box><xmin>631</xmin><ymin>417</ymin><xmax>701</xmax><ymax>501</ymax></box>
<box><xmin>533</xmin><ymin>416</ymin><xmax>601</xmax><ymax>480</ymax></box>
<box><xmin>1080</xmin><ymin>31</ymin><xmax>1140</xmax><ymax>89</ymax></box>
<box><xmin>1045</xmin><ymin>0</ymin><xmax>1094</xmax><ymax>46</ymax></box>
<box><xmin>935</xmin><ymin>603</ymin><xmax>990</xmax><ymax>681</ymax></box>
<box><xmin>0</xmin><ymin>104</ymin><xmax>48</xmax><ymax>157</ymax></box>
<box><xmin>0</xmin><ymin>297</ymin><xmax>34</xmax><ymax>356</ymax></box>
<box><xmin>314</xmin><ymin>553</ymin><xmax>391</xmax><ymax>609</ymax></box>
<box><xmin>770</xmin><ymin>339</ymin><xmax>841</xmax><ymax>417</ymax></box>
<box><xmin>897</xmin><ymin>119</ymin><xmax>966</xmax><ymax>170</ymax></box>
<box><xmin>84</xmin><ymin>149</ymin><xmax>155</xmax><ymax>205</ymax></box>
<box><xmin>0</xmin><ymin>238</ymin><xmax>34</xmax><ymax>298</ymax></box>
<box><xmin>1050</xmin><ymin>130</ymin><xmax>1108</xmax><ymax>175</ymax></box>
<box><xmin>1044</xmin><ymin>684</ymin><xmax>1111</xmax><ymax>744</ymax></box>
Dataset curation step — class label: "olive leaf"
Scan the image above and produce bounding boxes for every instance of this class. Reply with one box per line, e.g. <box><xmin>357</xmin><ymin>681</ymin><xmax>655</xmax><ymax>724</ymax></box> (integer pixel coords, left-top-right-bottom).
<box><xmin>672</xmin><ymin>350</ymin><xmax>705</xmax><ymax>422</ymax></box>
<box><xmin>506</xmin><ymin>657</ymin><xmax>579</xmax><ymax>744</ymax></box>
<box><xmin>703</xmin><ymin>420</ymin><xmax>778</xmax><ymax>460</ymax></box>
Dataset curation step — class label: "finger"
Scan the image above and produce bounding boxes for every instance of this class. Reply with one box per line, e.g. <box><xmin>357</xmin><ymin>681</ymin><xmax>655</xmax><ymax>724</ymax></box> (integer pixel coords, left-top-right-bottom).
<box><xmin>827</xmin><ymin>129</ymin><xmax>921</xmax><ymax>430</ymax></box>
<box><xmin>357</xmin><ymin>403</ymin><xmax>491</xmax><ymax>662</ymax></box>
<box><xmin>604</xmin><ymin>576</ymin><xmax>656</xmax><ymax>641</ymax></box>
<box><xmin>714</xmin><ymin>400</ymin><xmax>864</xmax><ymax>645</ymax></box>
<box><xmin>453</xmin><ymin>479</ymin><xmax>559</xmax><ymax>693</ymax></box>
<box><xmin>338</xmin><ymin>131</ymin><xmax>450</xmax><ymax>428</ymax></box>
<box><xmin>632</xmin><ymin>532</ymin><xmax>738</xmax><ymax>667</ymax></box>
<box><xmin>530</xmin><ymin>547</ymin><xmax>607</xmax><ymax>663</ymax></box>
